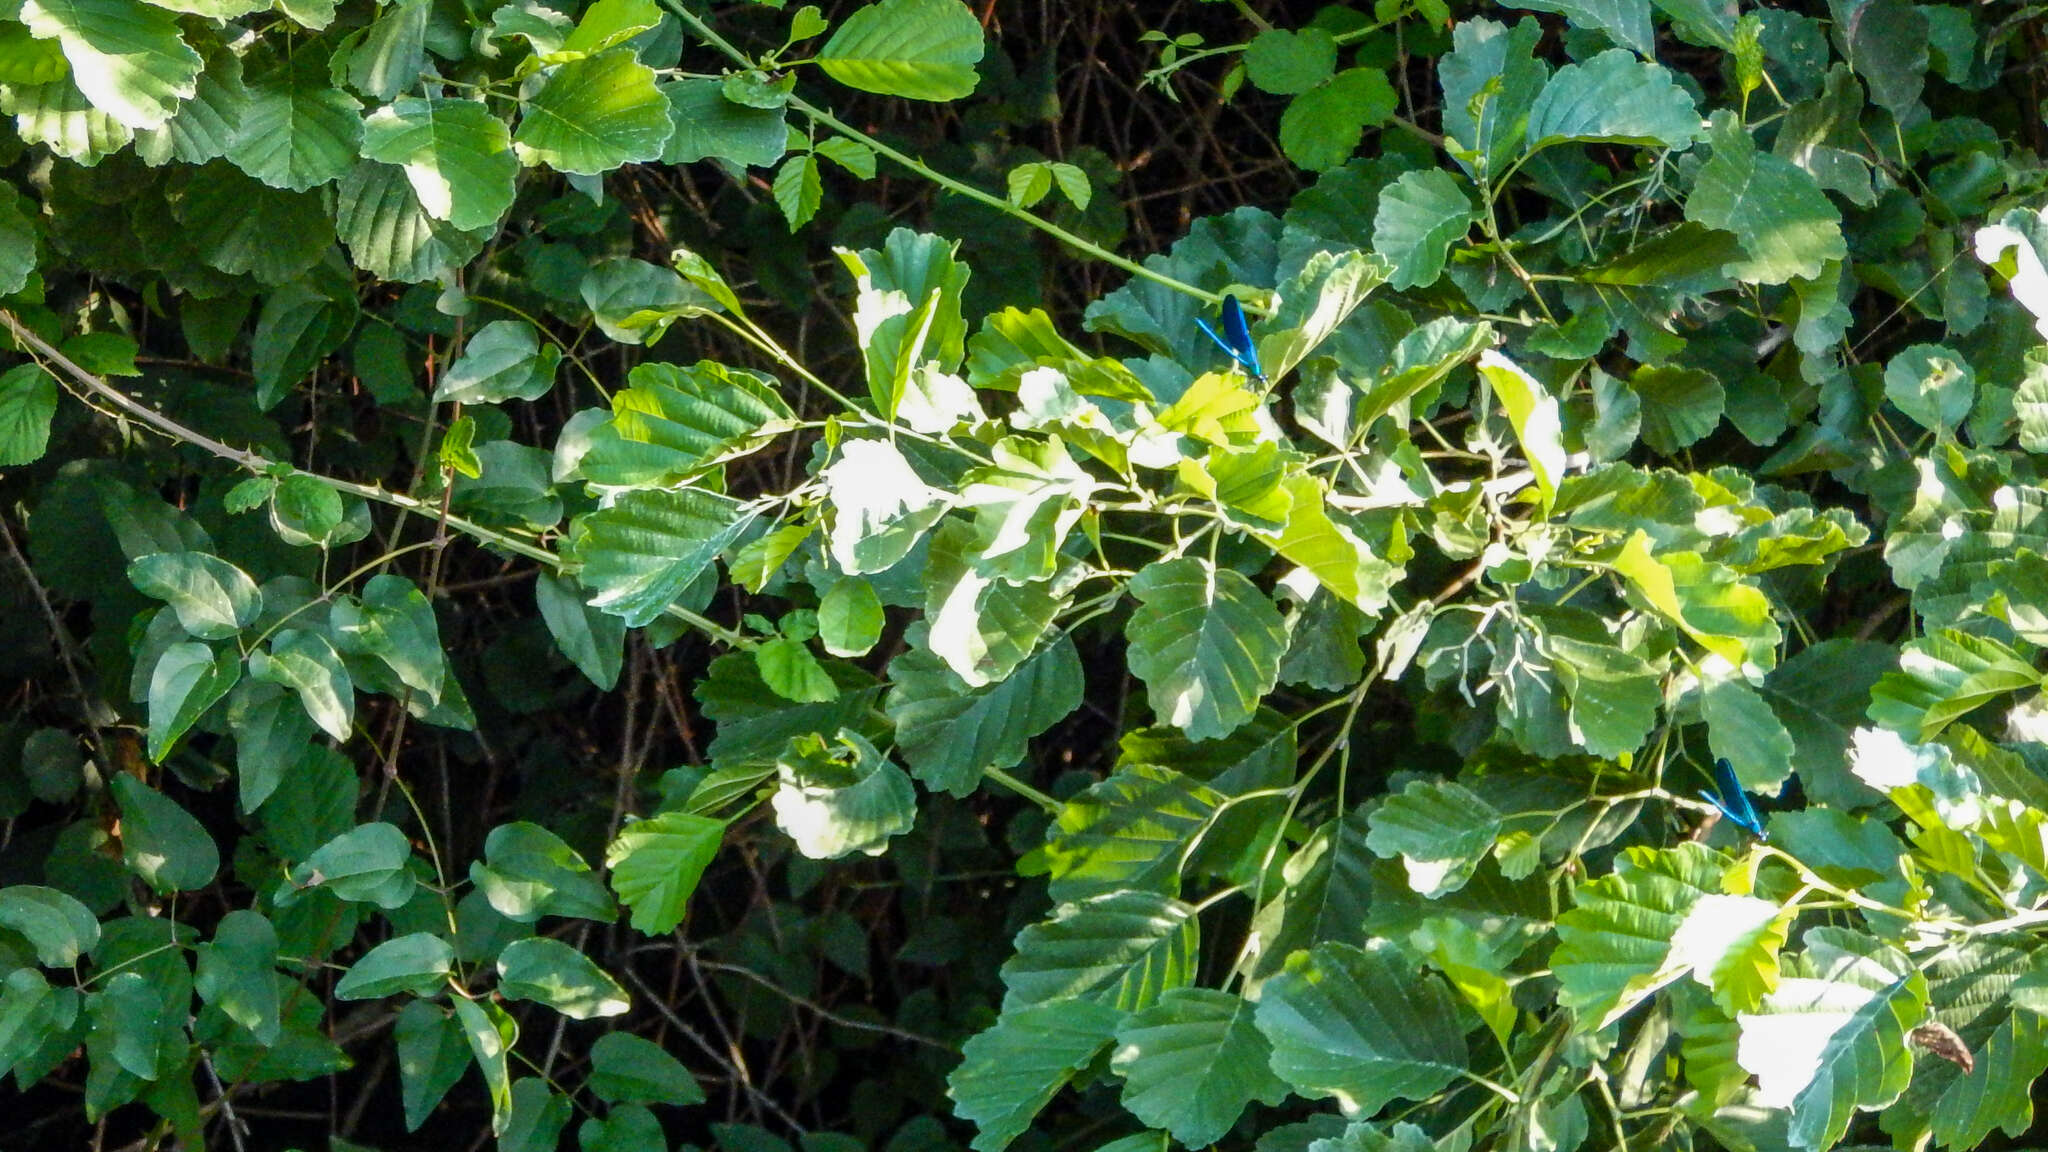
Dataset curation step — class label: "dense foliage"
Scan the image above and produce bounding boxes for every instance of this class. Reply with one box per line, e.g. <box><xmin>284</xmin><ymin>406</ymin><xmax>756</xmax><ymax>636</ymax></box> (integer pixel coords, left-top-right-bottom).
<box><xmin>2</xmin><ymin>0</ymin><xmax>2047</xmax><ymax>1149</ymax></box>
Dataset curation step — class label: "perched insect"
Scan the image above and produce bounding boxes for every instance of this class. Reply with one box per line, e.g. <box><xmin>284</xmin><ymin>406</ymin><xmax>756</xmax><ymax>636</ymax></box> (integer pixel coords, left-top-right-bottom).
<box><xmin>1194</xmin><ymin>294</ymin><xmax>1265</xmax><ymax>384</ymax></box>
<box><xmin>1700</xmin><ymin>757</ymin><xmax>1767</xmax><ymax>839</ymax></box>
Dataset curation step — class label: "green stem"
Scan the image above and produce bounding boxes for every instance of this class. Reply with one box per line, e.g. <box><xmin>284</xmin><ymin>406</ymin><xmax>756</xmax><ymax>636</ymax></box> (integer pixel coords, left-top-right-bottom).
<box><xmin>2</xmin><ymin>309</ymin><xmax>753</xmax><ymax>651</ymax></box>
<box><xmin>984</xmin><ymin>766</ymin><xmax>1060</xmax><ymax>813</ymax></box>
<box><xmin>655</xmin><ymin>0</ymin><xmax>1215</xmax><ymax>304</ymax></box>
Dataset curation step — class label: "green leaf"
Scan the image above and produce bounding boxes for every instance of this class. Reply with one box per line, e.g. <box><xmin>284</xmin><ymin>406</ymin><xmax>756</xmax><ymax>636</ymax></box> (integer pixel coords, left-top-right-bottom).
<box><xmin>1630</xmin><ymin>364</ymin><xmax>1724</xmax><ymax>454</ymax></box>
<box><xmin>823</xmin><ymin>438</ymin><xmax>950</xmax><ymax>574</ymax></box>
<box><xmin>1244</xmin><ymin>27</ymin><xmax>1336</xmax><ymax>95</ymax></box>
<box><xmin>1111</xmin><ymin>987</ymin><xmax>1289</xmax><ymax>1146</ymax></box>
<box><xmin>1829</xmin><ymin>0</ymin><xmax>1926</xmax><ymax>116</ymax></box>
<box><xmin>344</xmin><ymin>0</ymin><xmax>429</xmax><ymax>100</ymax></box>
<box><xmin>588</xmin><ymin>1031</ymin><xmax>704</xmax><ymax>1106</ymax></box>
<box><xmin>604</xmin><ymin>810</ymin><xmax>724</xmax><ymax>934</ymax></box>
<box><xmin>661</xmin><ymin>79</ymin><xmax>786</xmax><ymax>168</ymax></box>
<box><xmin>1246</xmin><ymin>806</ymin><xmax>1374</xmax><ymax>982</ymax></box>
<box><xmin>5</xmin><ymin>78</ymin><xmax>134</xmax><ymax>163</ymax></box>
<box><xmin>1551</xmin><ymin>842</ymin><xmax>1726</xmax><ymax>1028</ymax></box>
<box><xmin>1737</xmin><ymin>929</ymin><xmax>1927</xmax><ymax>1150</ymax></box>
<box><xmin>817</xmin><ymin>0</ymin><xmax>985</xmax><ymax>102</ymax></box>
<box><xmin>433</xmin><ymin>320</ymin><xmax>559</xmax><ymax>405</ymax></box>
<box><xmin>579</xmin><ymin>258</ymin><xmax>706</xmax><ymax>345</ymax></box>
<box><xmin>1043</xmin><ymin>763</ymin><xmax>1224</xmax><ymax>903</ymax></box>
<box><xmin>571</xmin><ymin>487</ymin><xmax>753</xmax><ymax>627</ymax></box>
<box><xmin>1255</xmin><ymin>941</ymin><xmax>1468</xmax><ymax>1117</ymax></box>
<box><xmin>496</xmin><ymin>936</ymin><xmax>630</xmax><ymax>1019</ymax></box>
<box><xmin>1883</xmin><ymin>343</ymin><xmax>1976</xmax><ymax>435</ymax></box>
<box><xmin>1373</xmin><ymin>169</ymin><xmax>1475</xmax><ymax>291</ymax></box>
<box><xmin>697</xmin><ymin>650</ymin><xmax>882</xmax><ymax>765</ymax></box>
<box><xmin>772</xmin><ymin>153</ymin><xmax>822</xmax><ymax>230</ymax></box>
<box><xmin>146</xmin><ymin>641</ymin><xmax>239</xmax><ymax>762</ymax></box>
<box><xmin>1476</xmin><ymin>350</ymin><xmax>1566</xmax><ymax>506</ymax></box>
<box><xmin>948</xmin><ymin>999</ymin><xmax>1121</xmax><ymax>1152</ymax></box>
<box><xmin>251</xmin><ymin>628</ymin><xmax>354</xmax><ymax>741</ymax></box>
<box><xmin>468</xmin><ymin>821</ymin><xmax>616</xmax><ymax>924</ymax></box>
<box><xmin>579</xmin><ymin>1104</ymin><xmax>665</xmax><ymax>1152</ymax></box>
<box><xmin>1702</xmin><ymin>678</ymin><xmax>1796</xmax><ymax>794</ymax></box>
<box><xmin>127</xmin><ymin>551</ymin><xmax>260</xmax><ymax>640</ymax></box>
<box><xmin>1685</xmin><ymin>110</ymin><xmax>1846</xmax><ymax>285</ymax></box>
<box><xmin>360</xmin><ymin>96</ymin><xmax>517</xmax><ymax>232</ymax></box>
<box><xmin>1364</xmin><ymin>778</ymin><xmax>1502</xmax><ymax>898</ymax></box>
<box><xmin>229</xmin><ymin>680</ymin><xmax>318</xmax><ymax>811</ymax></box>
<box><xmin>1000</xmin><ymin>889</ymin><xmax>1196</xmax><ymax>1012</ymax></box>
<box><xmin>18</xmin><ymin>0</ymin><xmax>199</xmax><ymax>130</ymax></box>
<box><xmin>923</xmin><ymin>520</ymin><xmax>1066</xmax><ymax>688</ymax></box>
<box><xmin>0</xmin><ymin>363</ymin><xmax>56</xmax><ymax>465</ymax></box>
<box><xmin>0</xmin><ymin>969</ymin><xmax>78</xmax><ymax>1083</ymax></box>
<box><xmin>514</xmin><ymin>48</ymin><xmax>671</xmax><ymax>174</ymax></box>
<box><xmin>89</xmin><ymin>969</ymin><xmax>167</xmax><ymax>1082</ymax></box>
<box><xmin>1545</xmin><ymin>624</ymin><xmax>1661</xmax><ymax>759</ymax></box>
<box><xmin>1279</xmin><ymin>69</ymin><xmax>1395</xmax><ymax>174</ymax></box>
<box><xmin>1525</xmin><ymin>50</ymin><xmax>1698</xmax><ymax>151</ymax></box>
<box><xmin>818</xmin><ymin>578</ymin><xmax>884</xmax><ymax>657</ymax></box>
<box><xmin>226</xmin><ymin>80</ymin><xmax>362</xmax><ymax>190</ymax></box>
<box><xmin>534</xmin><ymin>572</ymin><xmax>625</xmax><ymax>691</ymax></box>
<box><xmin>561</xmin><ymin>0</ymin><xmax>661</xmax><ymax>56</ymax></box>
<box><xmin>252</xmin><ymin>276</ymin><xmax>360</xmax><ymax>407</ymax></box>
<box><xmin>577</xmin><ymin>360</ymin><xmax>794</xmax><ymax>487</ymax></box>
<box><xmin>1671</xmin><ymin>894</ymin><xmax>1790</xmax><ymax>1016</ymax></box>
<box><xmin>289</xmin><ymin>822</ymin><xmax>417</xmax><ymax>909</ymax></box>
<box><xmin>394</xmin><ymin>1000</ymin><xmax>470</xmax><ymax>1132</ymax></box>
<box><xmin>886</xmin><ymin>630</ymin><xmax>1082</xmax><ymax>797</ymax></box>
<box><xmin>330</xmin><ymin>573</ymin><xmax>449</xmax><ymax>704</ymax></box>
<box><xmin>1497</xmin><ymin>0</ymin><xmax>1654</xmax><ymax>56</ymax></box>
<box><xmin>174</xmin><ymin>165</ymin><xmax>331</xmax><ymax>285</ymax></box>
<box><xmin>110</xmin><ymin>773</ymin><xmax>219</xmax><ymax>894</ymax></box>
<box><xmin>0</xmin><ymin>884</ymin><xmax>99</xmax><ymax>965</ymax></box>
<box><xmin>453</xmin><ymin>996</ymin><xmax>517</xmax><ymax>1134</ymax></box>
<box><xmin>335</xmin><ymin>159</ymin><xmax>493</xmax><ymax>282</ymax></box>
<box><xmin>1125</xmin><ymin>557</ymin><xmax>1287</xmax><ymax>741</ymax></box>
<box><xmin>1437</xmin><ymin>18</ymin><xmax>1547</xmax><ymax>170</ymax></box>
<box><xmin>335</xmin><ymin>932</ymin><xmax>454</xmax><ymax>999</ymax></box>
<box><xmin>754</xmin><ymin>638</ymin><xmax>838</xmax><ymax>703</ymax></box>
<box><xmin>1885</xmin><ymin>945</ymin><xmax>2048</xmax><ymax>1149</ymax></box>
<box><xmin>771</xmin><ymin>729</ymin><xmax>915</xmax><ymax>859</ymax></box>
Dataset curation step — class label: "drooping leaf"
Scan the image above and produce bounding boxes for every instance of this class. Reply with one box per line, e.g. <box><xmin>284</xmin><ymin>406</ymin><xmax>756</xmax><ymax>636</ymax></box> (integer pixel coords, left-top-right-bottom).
<box><xmin>588</xmin><ymin>1031</ymin><xmax>705</xmax><ymax>1106</ymax></box>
